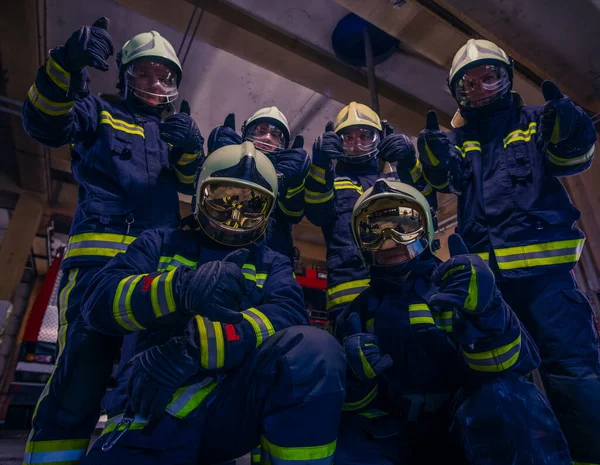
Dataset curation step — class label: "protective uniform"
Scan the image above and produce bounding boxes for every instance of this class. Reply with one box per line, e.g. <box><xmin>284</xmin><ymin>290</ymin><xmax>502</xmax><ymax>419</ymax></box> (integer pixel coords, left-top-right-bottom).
<box><xmin>334</xmin><ymin>179</ymin><xmax>571</xmax><ymax>465</ymax></box>
<box><xmin>418</xmin><ymin>39</ymin><xmax>600</xmax><ymax>464</ymax></box>
<box><xmin>205</xmin><ymin>107</ymin><xmax>310</xmax><ymax>259</ymax></box>
<box><xmin>22</xmin><ymin>20</ymin><xmax>204</xmax><ymax>464</ymax></box>
<box><xmin>76</xmin><ymin>143</ymin><xmax>345</xmax><ymax>465</ymax></box>
<box><xmin>304</xmin><ymin>102</ymin><xmax>435</xmax><ymax>322</ymax></box>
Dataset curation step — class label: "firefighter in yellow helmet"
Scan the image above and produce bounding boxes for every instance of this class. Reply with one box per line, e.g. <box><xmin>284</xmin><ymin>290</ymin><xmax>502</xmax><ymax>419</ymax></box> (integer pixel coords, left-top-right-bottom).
<box><xmin>204</xmin><ymin>106</ymin><xmax>310</xmax><ymax>260</ymax></box>
<box><xmin>417</xmin><ymin>38</ymin><xmax>599</xmax><ymax>464</ymax></box>
<box><xmin>304</xmin><ymin>102</ymin><xmax>436</xmax><ymax>324</ymax></box>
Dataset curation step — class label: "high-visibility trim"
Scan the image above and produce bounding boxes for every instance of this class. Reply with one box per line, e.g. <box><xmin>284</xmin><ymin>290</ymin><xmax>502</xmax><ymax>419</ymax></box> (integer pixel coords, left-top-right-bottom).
<box><xmin>359</xmin><ymin>345</ymin><xmax>376</xmax><ymax>378</ymax></box>
<box><xmin>100</xmin><ymin>414</ymin><xmax>148</xmax><ymax>436</ymax></box>
<box><xmin>410</xmin><ymin>159</ymin><xmax>423</xmax><ymax>182</ymax></box>
<box><xmin>326</xmin><ymin>279</ymin><xmax>370</xmax><ymax>310</ymax></box>
<box><xmin>305</xmin><ymin>189</ymin><xmax>333</xmax><ymax>204</ymax></box>
<box><xmin>57</xmin><ymin>269</ymin><xmax>78</xmax><ymax>356</ymax></box>
<box><xmin>334</xmin><ymin>180</ymin><xmax>363</xmax><ymax>194</ymax></box>
<box><xmin>464</xmin><ymin>334</ymin><xmax>521</xmax><ymax>373</ymax></box>
<box><xmin>475</xmin><ymin>252</ymin><xmax>490</xmax><ymax>264</ymax></box>
<box><xmin>464</xmin><ymin>263</ymin><xmax>478</xmax><ymax>312</ymax></box>
<box><xmin>157</xmin><ymin>254</ymin><xmax>198</xmax><ymax>272</ymax></box>
<box><xmin>243</xmin><ymin>264</ymin><xmax>268</xmax><ymax>288</ymax></box>
<box><xmin>286</xmin><ymin>180</ymin><xmax>306</xmax><ymax>199</ymax></box>
<box><xmin>166</xmin><ymin>378</ymin><xmax>218</xmax><ymax>418</ymax></box>
<box><xmin>24</xmin><ymin>439</ymin><xmax>89</xmax><ymax>465</ymax></box>
<box><xmin>424</xmin><ymin>140</ymin><xmax>440</xmax><ymax>167</ymax></box>
<box><xmin>28</xmin><ymin>84</ymin><xmax>74</xmax><ymax>116</ymax></box>
<box><xmin>503</xmin><ymin>122</ymin><xmax>537</xmax><ymax>148</ymax></box>
<box><xmin>342</xmin><ymin>385</ymin><xmax>378</xmax><ymax>411</ymax></box>
<box><xmin>99</xmin><ymin>111</ymin><xmax>145</xmax><ymax>137</ymax></box>
<box><xmin>433</xmin><ymin>310</ymin><xmax>453</xmax><ymax>332</ymax></box>
<box><xmin>242</xmin><ymin>307</ymin><xmax>275</xmax><ymax>347</ymax></box>
<box><xmin>309</xmin><ymin>164</ymin><xmax>326</xmax><ymax>185</ymax></box>
<box><xmin>64</xmin><ymin>232</ymin><xmax>136</xmax><ymax>260</ymax></box>
<box><xmin>251</xmin><ymin>447</ymin><xmax>262</xmax><ymax>464</ymax></box>
<box><xmin>366</xmin><ymin>318</ymin><xmax>375</xmax><ymax>334</ymax></box>
<box><xmin>423</xmin><ymin>170</ymin><xmax>449</xmax><ymax>190</ymax></box>
<box><xmin>256</xmin><ymin>273</ymin><xmax>268</xmax><ymax>288</ymax></box>
<box><xmin>278</xmin><ymin>201</ymin><xmax>304</xmax><ymax>217</ymax></box>
<box><xmin>421</xmin><ymin>184</ymin><xmax>433</xmax><ymax>197</ymax></box>
<box><xmin>46</xmin><ymin>56</ymin><xmax>70</xmax><ymax>91</ymax></box>
<box><xmin>196</xmin><ymin>316</ymin><xmax>226</xmax><ymax>369</ymax></box>
<box><xmin>113</xmin><ymin>274</ymin><xmax>146</xmax><ymax>332</ymax></box>
<box><xmin>261</xmin><ymin>436</ymin><xmax>336</xmax><ymax>464</ymax></box>
<box><xmin>460</xmin><ymin>140</ymin><xmax>482</xmax><ymax>153</ymax></box>
<box><xmin>547</xmin><ymin>143</ymin><xmax>595</xmax><ymax>167</ymax></box>
<box><xmin>359</xmin><ymin>408</ymin><xmax>389</xmax><ymax>419</ymax></box>
<box><xmin>409</xmin><ymin>303</ymin><xmax>434</xmax><ymax>326</ymax></box>
<box><xmin>175</xmin><ymin>167</ymin><xmax>195</xmax><ymax>184</ymax></box>
<box><xmin>150</xmin><ymin>268</ymin><xmax>177</xmax><ymax>318</ymax></box>
<box><xmin>494</xmin><ymin>239</ymin><xmax>584</xmax><ymax>270</ymax></box>
<box><xmin>176</xmin><ymin>151</ymin><xmax>202</xmax><ymax>166</ymax></box>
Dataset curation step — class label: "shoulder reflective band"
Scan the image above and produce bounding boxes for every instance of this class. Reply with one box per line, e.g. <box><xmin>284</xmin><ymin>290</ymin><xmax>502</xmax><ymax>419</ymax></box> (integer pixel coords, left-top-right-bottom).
<box><xmin>334</xmin><ymin>180</ymin><xmax>363</xmax><ymax>194</ymax></box>
<box><xmin>503</xmin><ymin>122</ymin><xmax>537</xmax><ymax>148</ymax></box>
<box><xmin>100</xmin><ymin>111</ymin><xmax>145</xmax><ymax>138</ymax></box>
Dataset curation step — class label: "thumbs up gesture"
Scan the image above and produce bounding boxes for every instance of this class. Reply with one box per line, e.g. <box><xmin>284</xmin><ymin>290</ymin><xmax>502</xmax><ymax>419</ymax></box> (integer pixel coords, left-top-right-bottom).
<box><xmin>159</xmin><ymin>100</ymin><xmax>205</xmax><ymax>155</ymax></box>
<box><xmin>429</xmin><ymin>234</ymin><xmax>496</xmax><ymax>315</ymax></box>
<box><xmin>539</xmin><ymin>80</ymin><xmax>580</xmax><ymax>144</ymax></box>
<box><xmin>63</xmin><ymin>17</ymin><xmax>114</xmax><ymax>72</ymax></box>
<box><xmin>417</xmin><ymin>110</ymin><xmax>462</xmax><ymax>169</ymax></box>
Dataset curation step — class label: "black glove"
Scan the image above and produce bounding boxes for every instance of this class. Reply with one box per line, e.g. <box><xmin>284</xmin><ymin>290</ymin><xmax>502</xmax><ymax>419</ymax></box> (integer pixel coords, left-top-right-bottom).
<box><xmin>159</xmin><ymin>100</ymin><xmax>204</xmax><ymax>154</ymax></box>
<box><xmin>177</xmin><ymin>249</ymin><xmax>248</xmax><ymax>323</ymax></box>
<box><xmin>417</xmin><ymin>110</ymin><xmax>462</xmax><ymax>168</ymax></box>
<box><xmin>63</xmin><ymin>17</ymin><xmax>114</xmax><ymax>72</ymax></box>
<box><xmin>312</xmin><ymin>122</ymin><xmax>343</xmax><ymax>167</ymax></box>
<box><xmin>291</xmin><ymin>135</ymin><xmax>304</xmax><ymax>149</ymax></box>
<box><xmin>539</xmin><ymin>80</ymin><xmax>581</xmax><ymax>144</ymax></box>
<box><xmin>275</xmin><ymin>150</ymin><xmax>311</xmax><ymax>187</ymax></box>
<box><xmin>224</xmin><ymin>113</ymin><xmax>236</xmax><ymax>131</ymax></box>
<box><xmin>378</xmin><ymin>133</ymin><xmax>416</xmax><ymax>169</ymax></box>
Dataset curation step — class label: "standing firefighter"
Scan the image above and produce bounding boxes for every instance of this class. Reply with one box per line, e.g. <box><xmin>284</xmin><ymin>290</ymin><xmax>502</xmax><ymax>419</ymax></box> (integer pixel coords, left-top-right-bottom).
<box><xmin>305</xmin><ymin>102</ymin><xmax>435</xmax><ymax>324</ymax></box>
<box><xmin>21</xmin><ymin>18</ymin><xmax>204</xmax><ymax>463</ymax></box>
<box><xmin>418</xmin><ymin>38</ymin><xmax>599</xmax><ymax>464</ymax></box>
<box><xmin>334</xmin><ymin>179</ymin><xmax>571</xmax><ymax>464</ymax></box>
<box><xmin>205</xmin><ymin>107</ymin><xmax>310</xmax><ymax>260</ymax></box>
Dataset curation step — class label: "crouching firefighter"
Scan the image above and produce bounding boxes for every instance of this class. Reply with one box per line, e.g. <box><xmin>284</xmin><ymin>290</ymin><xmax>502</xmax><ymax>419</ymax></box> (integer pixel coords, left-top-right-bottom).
<box><xmin>21</xmin><ymin>18</ymin><xmax>204</xmax><ymax>464</ymax></box>
<box><xmin>204</xmin><ymin>107</ymin><xmax>310</xmax><ymax>260</ymax></box>
<box><xmin>334</xmin><ymin>179</ymin><xmax>571</xmax><ymax>465</ymax></box>
<box><xmin>78</xmin><ymin>142</ymin><xmax>345</xmax><ymax>465</ymax></box>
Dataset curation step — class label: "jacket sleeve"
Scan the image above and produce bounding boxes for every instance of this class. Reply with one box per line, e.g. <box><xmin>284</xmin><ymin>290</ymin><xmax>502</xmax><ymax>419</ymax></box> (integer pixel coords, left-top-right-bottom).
<box><xmin>181</xmin><ymin>253</ymin><xmax>309</xmax><ymax>372</ymax></box>
<box><xmin>456</xmin><ymin>290</ymin><xmax>540</xmax><ymax>379</ymax></box>
<box><xmin>537</xmin><ymin>107</ymin><xmax>597</xmax><ymax>177</ymax></box>
<box><xmin>22</xmin><ymin>48</ymin><xmax>100</xmax><ymax>148</ymax></box>
<box><xmin>172</xmin><ymin>146</ymin><xmax>204</xmax><ymax>195</ymax></box>
<box><xmin>81</xmin><ymin>229</ymin><xmax>192</xmax><ymax>335</ymax></box>
<box><xmin>276</xmin><ymin>149</ymin><xmax>310</xmax><ymax>224</ymax></box>
<box><xmin>304</xmin><ymin>161</ymin><xmax>336</xmax><ymax>227</ymax></box>
<box><xmin>395</xmin><ymin>160</ymin><xmax>439</xmax><ymax>211</ymax></box>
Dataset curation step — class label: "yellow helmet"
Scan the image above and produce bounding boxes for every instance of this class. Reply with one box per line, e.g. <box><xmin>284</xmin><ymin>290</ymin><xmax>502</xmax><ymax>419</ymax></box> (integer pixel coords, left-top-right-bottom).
<box><xmin>333</xmin><ymin>102</ymin><xmax>382</xmax><ymax>133</ymax></box>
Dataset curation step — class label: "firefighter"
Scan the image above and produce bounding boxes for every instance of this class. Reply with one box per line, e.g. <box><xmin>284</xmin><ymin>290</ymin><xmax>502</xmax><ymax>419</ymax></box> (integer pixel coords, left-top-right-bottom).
<box><xmin>417</xmin><ymin>38</ymin><xmax>599</xmax><ymax>464</ymax></box>
<box><xmin>304</xmin><ymin>102</ymin><xmax>435</xmax><ymax>324</ymax></box>
<box><xmin>21</xmin><ymin>17</ymin><xmax>204</xmax><ymax>464</ymax></box>
<box><xmin>76</xmin><ymin>143</ymin><xmax>345</xmax><ymax>465</ymax></box>
<box><xmin>204</xmin><ymin>107</ymin><xmax>310</xmax><ymax>259</ymax></box>
<box><xmin>334</xmin><ymin>179</ymin><xmax>571</xmax><ymax>464</ymax></box>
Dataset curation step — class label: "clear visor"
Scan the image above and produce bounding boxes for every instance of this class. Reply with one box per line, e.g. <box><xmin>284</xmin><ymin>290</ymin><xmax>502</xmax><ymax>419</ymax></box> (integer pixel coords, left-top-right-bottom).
<box><xmin>126</xmin><ymin>59</ymin><xmax>179</xmax><ymax>106</ymax></box>
<box><xmin>454</xmin><ymin>64</ymin><xmax>511</xmax><ymax>108</ymax></box>
<box><xmin>244</xmin><ymin>122</ymin><xmax>286</xmax><ymax>154</ymax></box>
<box><xmin>200</xmin><ymin>182</ymin><xmax>273</xmax><ymax>231</ymax></box>
<box><xmin>339</xmin><ymin>126</ymin><xmax>380</xmax><ymax>157</ymax></box>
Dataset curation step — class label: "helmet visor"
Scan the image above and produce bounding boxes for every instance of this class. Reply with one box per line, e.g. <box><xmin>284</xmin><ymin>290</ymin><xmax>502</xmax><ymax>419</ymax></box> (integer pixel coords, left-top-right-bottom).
<box><xmin>453</xmin><ymin>64</ymin><xmax>511</xmax><ymax>108</ymax></box>
<box><xmin>200</xmin><ymin>181</ymin><xmax>273</xmax><ymax>231</ymax></box>
<box><xmin>127</xmin><ymin>59</ymin><xmax>179</xmax><ymax>106</ymax></box>
<box><xmin>339</xmin><ymin>126</ymin><xmax>380</xmax><ymax>158</ymax></box>
<box><xmin>244</xmin><ymin>122</ymin><xmax>286</xmax><ymax>153</ymax></box>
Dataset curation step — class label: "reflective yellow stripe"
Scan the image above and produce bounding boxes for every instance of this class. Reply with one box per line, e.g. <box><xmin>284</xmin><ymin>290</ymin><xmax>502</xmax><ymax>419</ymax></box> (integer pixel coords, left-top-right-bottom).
<box><xmin>464</xmin><ymin>263</ymin><xmax>478</xmax><ymax>312</ymax></box>
<box><xmin>166</xmin><ymin>379</ymin><xmax>218</xmax><ymax>418</ymax></box>
<box><xmin>424</xmin><ymin>140</ymin><xmax>440</xmax><ymax>167</ymax></box>
<box><xmin>547</xmin><ymin>143</ymin><xmax>595</xmax><ymax>167</ymax></box>
<box><xmin>334</xmin><ymin>180</ymin><xmax>363</xmax><ymax>194</ymax></box>
<box><xmin>64</xmin><ymin>232</ymin><xmax>136</xmax><ymax>260</ymax></box>
<box><xmin>157</xmin><ymin>254</ymin><xmax>198</xmax><ymax>271</ymax></box>
<box><xmin>309</xmin><ymin>164</ymin><xmax>326</xmax><ymax>185</ymax></box>
<box><xmin>57</xmin><ymin>269</ymin><xmax>78</xmax><ymax>356</ymax></box>
<box><xmin>175</xmin><ymin>167</ymin><xmax>195</xmax><ymax>184</ymax></box>
<box><xmin>503</xmin><ymin>122</ymin><xmax>537</xmax><ymax>148</ymax></box>
<box><xmin>326</xmin><ymin>279</ymin><xmax>370</xmax><ymax>309</ymax></box>
<box><xmin>494</xmin><ymin>239</ymin><xmax>584</xmax><ymax>270</ymax></box>
<box><xmin>359</xmin><ymin>346</ymin><xmax>376</xmax><ymax>378</ymax></box>
<box><xmin>286</xmin><ymin>179</ymin><xmax>306</xmax><ymax>198</ymax></box>
<box><xmin>99</xmin><ymin>111</ymin><xmax>145</xmax><ymax>137</ymax></box>
<box><xmin>24</xmin><ymin>438</ymin><xmax>89</xmax><ymax>465</ymax></box>
<box><xmin>100</xmin><ymin>414</ymin><xmax>148</xmax><ymax>436</ymax></box>
<box><xmin>421</xmin><ymin>184</ymin><xmax>433</xmax><ymax>196</ymax></box>
<box><xmin>278</xmin><ymin>200</ymin><xmax>304</xmax><ymax>217</ymax></box>
<box><xmin>410</xmin><ymin>158</ymin><xmax>423</xmax><ymax>182</ymax></box>
<box><xmin>46</xmin><ymin>56</ymin><xmax>70</xmax><ymax>91</ymax></box>
<box><xmin>261</xmin><ymin>436</ymin><xmax>336</xmax><ymax>463</ymax></box>
<box><xmin>113</xmin><ymin>274</ymin><xmax>146</xmax><ymax>331</ymax></box>
<box><xmin>25</xmin><ymin>438</ymin><xmax>89</xmax><ymax>453</ymax></box>
<box><xmin>305</xmin><ymin>189</ymin><xmax>333</xmax><ymax>204</ymax></box>
<box><xmin>461</xmin><ymin>140</ymin><xmax>481</xmax><ymax>153</ymax></box>
<box><xmin>242</xmin><ymin>307</ymin><xmax>275</xmax><ymax>347</ymax></box>
<box><xmin>195</xmin><ymin>316</ymin><xmax>226</xmax><ymax>369</ymax></box>
<box><xmin>28</xmin><ymin>84</ymin><xmax>74</xmax><ymax>116</ymax></box>
<box><xmin>464</xmin><ymin>334</ymin><xmax>521</xmax><ymax>373</ymax></box>
<box><xmin>423</xmin><ymin>170</ymin><xmax>449</xmax><ymax>190</ymax></box>
<box><xmin>408</xmin><ymin>303</ymin><xmax>434</xmax><ymax>325</ymax></box>
<box><xmin>475</xmin><ymin>252</ymin><xmax>490</xmax><ymax>263</ymax></box>
<box><xmin>256</xmin><ymin>273</ymin><xmax>268</xmax><ymax>289</ymax></box>
<box><xmin>150</xmin><ymin>268</ymin><xmax>177</xmax><ymax>318</ymax></box>
<box><xmin>177</xmin><ymin>151</ymin><xmax>202</xmax><ymax>166</ymax></box>
<box><xmin>343</xmin><ymin>385</ymin><xmax>378</xmax><ymax>411</ymax></box>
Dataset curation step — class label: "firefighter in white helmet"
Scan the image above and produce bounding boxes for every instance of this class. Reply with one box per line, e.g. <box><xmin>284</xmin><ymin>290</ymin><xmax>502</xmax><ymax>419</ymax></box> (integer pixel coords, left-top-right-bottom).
<box><xmin>417</xmin><ymin>38</ymin><xmax>599</xmax><ymax>464</ymax></box>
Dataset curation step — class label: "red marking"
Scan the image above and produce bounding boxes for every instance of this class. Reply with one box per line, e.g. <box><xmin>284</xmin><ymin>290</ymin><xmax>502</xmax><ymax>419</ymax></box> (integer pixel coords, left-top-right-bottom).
<box><xmin>141</xmin><ymin>276</ymin><xmax>155</xmax><ymax>291</ymax></box>
<box><xmin>225</xmin><ymin>324</ymin><xmax>240</xmax><ymax>341</ymax></box>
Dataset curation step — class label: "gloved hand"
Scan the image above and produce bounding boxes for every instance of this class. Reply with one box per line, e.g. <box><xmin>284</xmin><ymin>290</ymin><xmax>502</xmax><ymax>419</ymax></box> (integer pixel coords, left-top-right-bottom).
<box><xmin>417</xmin><ymin>111</ymin><xmax>462</xmax><ymax>168</ymax></box>
<box><xmin>312</xmin><ymin>121</ymin><xmax>343</xmax><ymax>167</ymax></box>
<box><xmin>63</xmin><ymin>17</ymin><xmax>114</xmax><ymax>72</ymax></box>
<box><xmin>159</xmin><ymin>100</ymin><xmax>204</xmax><ymax>154</ymax></box>
<box><xmin>178</xmin><ymin>249</ymin><xmax>248</xmax><ymax>323</ymax></box>
<box><xmin>429</xmin><ymin>234</ymin><xmax>496</xmax><ymax>315</ymax></box>
<box><xmin>275</xmin><ymin>149</ymin><xmax>311</xmax><ymax>187</ymax></box>
<box><xmin>378</xmin><ymin>133</ymin><xmax>417</xmax><ymax>169</ymax></box>
<box><xmin>539</xmin><ymin>80</ymin><xmax>581</xmax><ymax>144</ymax></box>
<box><xmin>127</xmin><ymin>337</ymin><xmax>196</xmax><ymax>421</ymax></box>
<box><xmin>343</xmin><ymin>312</ymin><xmax>393</xmax><ymax>381</ymax></box>
<box><xmin>223</xmin><ymin>113</ymin><xmax>236</xmax><ymax>131</ymax></box>
<box><xmin>291</xmin><ymin>135</ymin><xmax>304</xmax><ymax>149</ymax></box>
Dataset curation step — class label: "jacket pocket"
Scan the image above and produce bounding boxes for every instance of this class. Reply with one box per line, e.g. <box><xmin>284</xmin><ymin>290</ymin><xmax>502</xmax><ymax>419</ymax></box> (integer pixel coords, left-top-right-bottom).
<box><xmin>505</xmin><ymin>142</ymin><xmax>532</xmax><ymax>180</ymax></box>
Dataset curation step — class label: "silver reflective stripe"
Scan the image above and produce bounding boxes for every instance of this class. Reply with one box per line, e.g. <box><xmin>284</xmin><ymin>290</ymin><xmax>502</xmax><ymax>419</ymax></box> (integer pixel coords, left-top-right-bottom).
<box><xmin>305</xmin><ymin>190</ymin><xmax>333</xmax><ymax>202</ymax></box>
<box><xmin>467</xmin><ymin>341</ymin><xmax>521</xmax><ymax>368</ymax></box>
<box><xmin>118</xmin><ymin>275</ymin><xmax>142</xmax><ymax>331</ymax></box>
<box><xmin>495</xmin><ymin>246</ymin><xmax>579</xmax><ymax>263</ymax></box>
<box><xmin>327</xmin><ymin>285</ymin><xmax>369</xmax><ymax>302</ymax></box>
<box><xmin>204</xmin><ymin>320</ymin><xmax>219</xmax><ymax>370</ymax></box>
<box><xmin>154</xmin><ymin>272</ymin><xmax>170</xmax><ymax>316</ymax></box>
<box><xmin>67</xmin><ymin>240</ymin><xmax>130</xmax><ymax>252</ymax></box>
<box><xmin>166</xmin><ymin>378</ymin><xmax>215</xmax><ymax>416</ymax></box>
<box><xmin>242</xmin><ymin>311</ymin><xmax>271</xmax><ymax>344</ymax></box>
<box><xmin>408</xmin><ymin>310</ymin><xmax>432</xmax><ymax>319</ymax></box>
<box><xmin>23</xmin><ymin>449</ymin><xmax>86</xmax><ymax>464</ymax></box>
<box><xmin>309</xmin><ymin>165</ymin><xmax>326</xmax><ymax>182</ymax></box>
